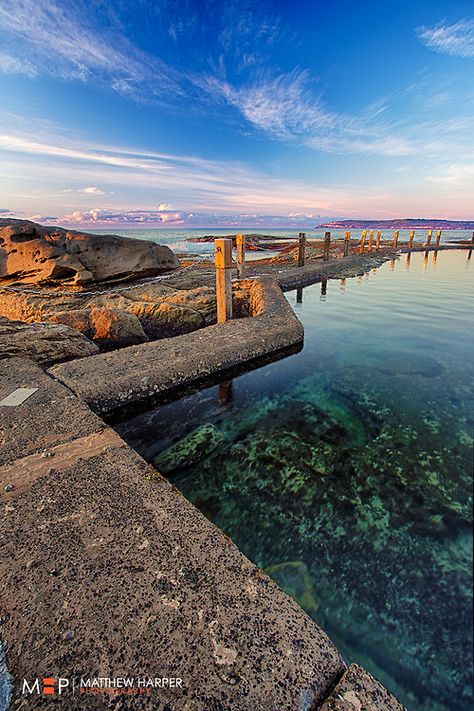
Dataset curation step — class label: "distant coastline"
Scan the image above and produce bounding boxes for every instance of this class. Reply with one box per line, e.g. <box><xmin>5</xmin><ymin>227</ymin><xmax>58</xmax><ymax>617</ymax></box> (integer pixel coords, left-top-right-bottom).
<box><xmin>318</xmin><ymin>218</ymin><xmax>474</xmax><ymax>230</ymax></box>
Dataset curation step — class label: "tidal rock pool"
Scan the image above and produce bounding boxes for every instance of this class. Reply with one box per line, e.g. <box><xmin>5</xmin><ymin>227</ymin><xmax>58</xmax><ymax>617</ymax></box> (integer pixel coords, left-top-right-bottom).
<box><xmin>117</xmin><ymin>249</ymin><xmax>473</xmax><ymax>711</ymax></box>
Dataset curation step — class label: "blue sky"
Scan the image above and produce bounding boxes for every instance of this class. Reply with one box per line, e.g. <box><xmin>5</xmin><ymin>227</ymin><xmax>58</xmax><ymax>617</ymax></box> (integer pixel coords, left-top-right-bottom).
<box><xmin>0</xmin><ymin>0</ymin><xmax>473</xmax><ymax>227</ymax></box>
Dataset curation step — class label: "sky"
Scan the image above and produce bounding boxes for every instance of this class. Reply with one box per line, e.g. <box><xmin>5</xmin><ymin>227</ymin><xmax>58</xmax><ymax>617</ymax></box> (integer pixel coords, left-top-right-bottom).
<box><xmin>0</xmin><ymin>0</ymin><xmax>473</xmax><ymax>228</ymax></box>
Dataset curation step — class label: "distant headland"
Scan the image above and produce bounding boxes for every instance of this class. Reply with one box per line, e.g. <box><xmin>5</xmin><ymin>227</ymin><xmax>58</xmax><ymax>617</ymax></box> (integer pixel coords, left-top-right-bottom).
<box><xmin>318</xmin><ymin>218</ymin><xmax>474</xmax><ymax>230</ymax></box>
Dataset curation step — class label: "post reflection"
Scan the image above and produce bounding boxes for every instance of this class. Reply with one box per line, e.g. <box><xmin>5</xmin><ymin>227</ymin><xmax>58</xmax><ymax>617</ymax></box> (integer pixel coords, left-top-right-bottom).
<box><xmin>423</xmin><ymin>251</ymin><xmax>429</xmax><ymax>271</ymax></box>
<box><xmin>405</xmin><ymin>252</ymin><xmax>411</xmax><ymax>270</ymax></box>
<box><xmin>296</xmin><ymin>287</ymin><xmax>303</xmax><ymax>303</ymax></box>
<box><xmin>218</xmin><ymin>381</ymin><xmax>233</xmax><ymax>410</ymax></box>
<box><xmin>320</xmin><ymin>279</ymin><xmax>327</xmax><ymax>299</ymax></box>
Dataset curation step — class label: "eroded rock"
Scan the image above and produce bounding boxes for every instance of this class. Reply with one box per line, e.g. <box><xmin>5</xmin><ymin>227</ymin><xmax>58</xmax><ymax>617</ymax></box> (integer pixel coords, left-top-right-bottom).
<box><xmin>0</xmin><ymin>317</ymin><xmax>98</xmax><ymax>366</ymax></box>
<box><xmin>0</xmin><ymin>282</ymin><xmax>218</xmax><ymax>342</ymax></box>
<box><xmin>0</xmin><ymin>220</ymin><xmax>179</xmax><ymax>286</ymax></box>
<box><xmin>50</xmin><ymin>308</ymin><xmax>148</xmax><ymax>350</ymax></box>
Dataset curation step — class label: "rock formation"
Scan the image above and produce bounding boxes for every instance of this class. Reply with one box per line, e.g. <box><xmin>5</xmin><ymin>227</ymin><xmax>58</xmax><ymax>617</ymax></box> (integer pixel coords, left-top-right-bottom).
<box><xmin>49</xmin><ymin>308</ymin><xmax>148</xmax><ymax>350</ymax></box>
<box><xmin>0</xmin><ymin>282</ymin><xmax>218</xmax><ymax>343</ymax></box>
<box><xmin>0</xmin><ymin>317</ymin><xmax>98</xmax><ymax>365</ymax></box>
<box><xmin>0</xmin><ymin>220</ymin><xmax>179</xmax><ymax>287</ymax></box>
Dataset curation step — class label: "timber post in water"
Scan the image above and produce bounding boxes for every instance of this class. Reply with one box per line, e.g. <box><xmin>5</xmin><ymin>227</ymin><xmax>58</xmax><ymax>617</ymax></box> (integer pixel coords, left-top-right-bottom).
<box><xmin>368</xmin><ymin>229</ymin><xmax>374</xmax><ymax>251</ymax></box>
<box><xmin>393</xmin><ymin>230</ymin><xmax>399</xmax><ymax>248</ymax></box>
<box><xmin>298</xmin><ymin>233</ymin><xmax>306</xmax><ymax>267</ymax></box>
<box><xmin>236</xmin><ymin>233</ymin><xmax>246</xmax><ymax>279</ymax></box>
<box><xmin>426</xmin><ymin>229</ymin><xmax>433</xmax><ymax>247</ymax></box>
<box><xmin>215</xmin><ymin>238</ymin><xmax>233</xmax><ymax>324</ymax></box>
<box><xmin>344</xmin><ymin>231</ymin><xmax>351</xmax><ymax>256</ymax></box>
<box><xmin>409</xmin><ymin>230</ymin><xmax>415</xmax><ymax>248</ymax></box>
<box><xmin>359</xmin><ymin>229</ymin><xmax>367</xmax><ymax>255</ymax></box>
<box><xmin>375</xmin><ymin>230</ymin><xmax>381</xmax><ymax>251</ymax></box>
<box><xmin>323</xmin><ymin>231</ymin><xmax>331</xmax><ymax>261</ymax></box>
<box><xmin>435</xmin><ymin>229</ymin><xmax>442</xmax><ymax>248</ymax></box>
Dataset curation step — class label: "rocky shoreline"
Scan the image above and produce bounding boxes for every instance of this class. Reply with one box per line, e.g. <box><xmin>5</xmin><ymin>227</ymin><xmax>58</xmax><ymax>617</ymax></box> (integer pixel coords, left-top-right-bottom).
<box><xmin>2</xmin><ymin>221</ymin><xmax>471</xmax><ymax>709</ymax></box>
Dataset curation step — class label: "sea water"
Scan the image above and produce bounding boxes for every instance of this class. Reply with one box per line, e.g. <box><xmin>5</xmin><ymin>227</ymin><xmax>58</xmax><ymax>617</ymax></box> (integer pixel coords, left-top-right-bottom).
<box><xmin>116</xmin><ymin>249</ymin><xmax>473</xmax><ymax>711</ymax></box>
<box><xmin>89</xmin><ymin>227</ymin><xmax>471</xmax><ymax>259</ymax></box>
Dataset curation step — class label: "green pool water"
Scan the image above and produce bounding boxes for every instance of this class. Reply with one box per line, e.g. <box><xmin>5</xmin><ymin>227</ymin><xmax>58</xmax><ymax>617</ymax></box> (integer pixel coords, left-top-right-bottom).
<box><xmin>117</xmin><ymin>249</ymin><xmax>473</xmax><ymax>711</ymax></box>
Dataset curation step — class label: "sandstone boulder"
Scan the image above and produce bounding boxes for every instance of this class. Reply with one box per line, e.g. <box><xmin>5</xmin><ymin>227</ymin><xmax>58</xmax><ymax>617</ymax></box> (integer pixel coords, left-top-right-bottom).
<box><xmin>0</xmin><ymin>317</ymin><xmax>99</xmax><ymax>366</ymax></box>
<box><xmin>0</xmin><ymin>282</ymin><xmax>218</xmax><ymax>341</ymax></box>
<box><xmin>50</xmin><ymin>308</ymin><xmax>148</xmax><ymax>350</ymax></box>
<box><xmin>0</xmin><ymin>220</ymin><xmax>179</xmax><ymax>287</ymax></box>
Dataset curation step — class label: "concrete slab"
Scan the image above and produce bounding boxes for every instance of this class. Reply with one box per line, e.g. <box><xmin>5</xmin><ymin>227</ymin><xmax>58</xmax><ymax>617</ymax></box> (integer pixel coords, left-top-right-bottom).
<box><xmin>320</xmin><ymin>664</ymin><xmax>406</xmax><ymax>710</ymax></box>
<box><xmin>1</xmin><ymin>427</ymin><xmax>345</xmax><ymax>709</ymax></box>
<box><xmin>49</xmin><ymin>277</ymin><xmax>304</xmax><ymax>416</ymax></box>
<box><xmin>0</xmin><ymin>358</ymin><xmax>104</xmax><ymax>466</ymax></box>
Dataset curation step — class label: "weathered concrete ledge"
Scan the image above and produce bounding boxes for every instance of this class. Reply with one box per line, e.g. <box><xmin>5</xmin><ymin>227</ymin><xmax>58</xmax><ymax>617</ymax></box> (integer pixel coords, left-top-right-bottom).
<box><xmin>320</xmin><ymin>664</ymin><xmax>405</xmax><ymax>710</ymax></box>
<box><xmin>49</xmin><ymin>277</ymin><xmax>304</xmax><ymax>416</ymax></box>
<box><xmin>275</xmin><ymin>253</ymin><xmax>389</xmax><ymax>291</ymax></box>
<box><xmin>1</xmin><ymin>358</ymin><xmax>346</xmax><ymax>709</ymax></box>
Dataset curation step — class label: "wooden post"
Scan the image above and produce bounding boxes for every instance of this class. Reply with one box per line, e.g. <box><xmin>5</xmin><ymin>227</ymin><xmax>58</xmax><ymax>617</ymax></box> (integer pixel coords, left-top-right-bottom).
<box><xmin>368</xmin><ymin>229</ymin><xmax>374</xmax><ymax>252</ymax></box>
<box><xmin>375</xmin><ymin>230</ymin><xmax>381</xmax><ymax>251</ymax></box>
<box><xmin>393</xmin><ymin>230</ymin><xmax>399</xmax><ymax>248</ymax></box>
<box><xmin>344</xmin><ymin>231</ymin><xmax>350</xmax><ymax>256</ymax></box>
<box><xmin>426</xmin><ymin>229</ymin><xmax>432</xmax><ymax>247</ymax></box>
<box><xmin>298</xmin><ymin>232</ymin><xmax>306</xmax><ymax>267</ymax></box>
<box><xmin>323</xmin><ymin>231</ymin><xmax>331</xmax><ymax>261</ymax></box>
<box><xmin>215</xmin><ymin>238</ymin><xmax>233</xmax><ymax>324</ymax></box>
<box><xmin>359</xmin><ymin>230</ymin><xmax>367</xmax><ymax>255</ymax></box>
<box><xmin>471</xmin><ymin>231</ymin><xmax>474</xmax><ymax>246</ymax></box>
<box><xmin>409</xmin><ymin>230</ymin><xmax>415</xmax><ymax>248</ymax></box>
<box><xmin>236</xmin><ymin>234</ymin><xmax>245</xmax><ymax>278</ymax></box>
<box><xmin>435</xmin><ymin>229</ymin><xmax>442</xmax><ymax>248</ymax></box>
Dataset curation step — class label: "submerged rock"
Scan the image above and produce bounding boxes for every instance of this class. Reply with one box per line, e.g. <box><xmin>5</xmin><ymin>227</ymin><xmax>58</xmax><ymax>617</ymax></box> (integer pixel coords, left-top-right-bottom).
<box><xmin>264</xmin><ymin>561</ymin><xmax>319</xmax><ymax>614</ymax></box>
<box><xmin>154</xmin><ymin>424</ymin><xmax>224</xmax><ymax>474</ymax></box>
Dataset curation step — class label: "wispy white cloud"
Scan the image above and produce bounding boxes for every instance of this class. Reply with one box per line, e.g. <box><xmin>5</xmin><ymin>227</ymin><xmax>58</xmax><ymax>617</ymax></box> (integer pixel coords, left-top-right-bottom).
<box><xmin>417</xmin><ymin>19</ymin><xmax>474</xmax><ymax>58</ymax></box>
<box><xmin>425</xmin><ymin>163</ymin><xmax>474</xmax><ymax>185</ymax></box>
<box><xmin>0</xmin><ymin>0</ymin><xmax>182</xmax><ymax>98</ymax></box>
<box><xmin>0</xmin><ymin>51</ymin><xmax>37</xmax><ymax>77</ymax></box>
<box><xmin>78</xmin><ymin>186</ymin><xmax>107</xmax><ymax>195</ymax></box>
<box><xmin>56</xmin><ymin>208</ymin><xmax>324</xmax><ymax>228</ymax></box>
<box><xmin>0</xmin><ymin>126</ymin><xmax>393</xmax><ymax>217</ymax></box>
<box><xmin>198</xmin><ymin>70</ymin><xmax>467</xmax><ymax>157</ymax></box>
<box><xmin>28</xmin><ymin>213</ymin><xmax>58</xmax><ymax>222</ymax></box>
<box><xmin>62</xmin><ymin>208</ymin><xmax>185</xmax><ymax>225</ymax></box>
<box><xmin>195</xmin><ymin>70</ymin><xmax>474</xmax><ymax>158</ymax></box>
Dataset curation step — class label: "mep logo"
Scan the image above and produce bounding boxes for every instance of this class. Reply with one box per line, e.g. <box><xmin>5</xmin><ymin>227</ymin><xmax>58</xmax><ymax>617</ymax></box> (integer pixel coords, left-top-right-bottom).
<box><xmin>22</xmin><ymin>677</ymin><xmax>70</xmax><ymax>696</ymax></box>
